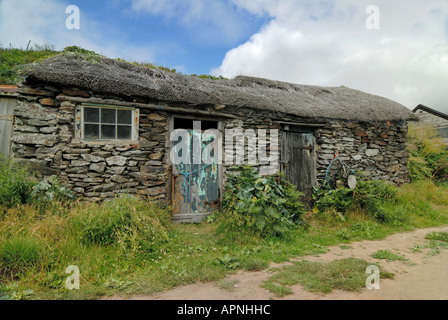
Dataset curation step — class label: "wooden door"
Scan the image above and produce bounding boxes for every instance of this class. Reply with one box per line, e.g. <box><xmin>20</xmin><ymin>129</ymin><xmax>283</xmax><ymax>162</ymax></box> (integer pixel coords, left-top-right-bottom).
<box><xmin>281</xmin><ymin>128</ymin><xmax>317</xmax><ymax>195</ymax></box>
<box><xmin>0</xmin><ymin>97</ymin><xmax>15</xmax><ymax>156</ymax></box>
<box><xmin>172</xmin><ymin>129</ymin><xmax>220</xmax><ymax>221</ymax></box>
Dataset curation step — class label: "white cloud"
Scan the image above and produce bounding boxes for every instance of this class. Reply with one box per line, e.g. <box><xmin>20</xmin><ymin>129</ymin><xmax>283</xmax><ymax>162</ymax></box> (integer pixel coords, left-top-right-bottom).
<box><xmin>0</xmin><ymin>0</ymin><xmax>156</xmax><ymax>64</ymax></box>
<box><xmin>130</xmin><ymin>0</ymin><xmax>255</xmax><ymax>45</ymax></box>
<box><xmin>213</xmin><ymin>0</ymin><xmax>448</xmax><ymax>113</ymax></box>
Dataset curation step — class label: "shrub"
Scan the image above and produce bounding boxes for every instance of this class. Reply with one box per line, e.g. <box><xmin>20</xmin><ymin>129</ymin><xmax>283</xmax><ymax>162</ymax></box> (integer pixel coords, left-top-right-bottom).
<box><xmin>0</xmin><ymin>156</ymin><xmax>36</xmax><ymax>207</ymax></box>
<box><xmin>313</xmin><ymin>179</ymin><xmax>405</xmax><ymax>225</ymax></box>
<box><xmin>407</xmin><ymin>123</ymin><xmax>448</xmax><ymax>182</ymax></box>
<box><xmin>27</xmin><ymin>175</ymin><xmax>75</xmax><ymax>205</ymax></box>
<box><xmin>70</xmin><ymin>195</ymin><xmax>172</xmax><ymax>255</ymax></box>
<box><xmin>216</xmin><ymin>166</ymin><xmax>306</xmax><ymax>237</ymax></box>
<box><xmin>0</xmin><ymin>236</ymin><xmax>52</xmax><ymax>278</ymax></box>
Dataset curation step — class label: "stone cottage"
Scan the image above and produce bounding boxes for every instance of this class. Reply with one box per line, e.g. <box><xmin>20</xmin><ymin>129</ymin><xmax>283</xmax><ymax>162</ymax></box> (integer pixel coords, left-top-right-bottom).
<box><xmin>413</xmin><ymin>104</ymin><xmax>448</xmax><ymax>144</ymax></box>
<box><xmin>2</xmin><ymin>53</ymin><xmax>417</xmax><ymax>222</ymax></box>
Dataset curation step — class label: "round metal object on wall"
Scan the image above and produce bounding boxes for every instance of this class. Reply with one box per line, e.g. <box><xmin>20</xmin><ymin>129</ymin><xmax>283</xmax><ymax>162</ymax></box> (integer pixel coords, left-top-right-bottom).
<box><xmin>347</xmin><ymin>175</ymin><xmax>357</xmax><ymax>190</ymax></box>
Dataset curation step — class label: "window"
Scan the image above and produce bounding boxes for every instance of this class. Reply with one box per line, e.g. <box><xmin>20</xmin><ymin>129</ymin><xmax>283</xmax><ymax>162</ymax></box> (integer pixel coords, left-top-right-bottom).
<box><xmin>76</xmin><ymin>105</ymin><xmax>139</xmax><ymax>141</ymax></box>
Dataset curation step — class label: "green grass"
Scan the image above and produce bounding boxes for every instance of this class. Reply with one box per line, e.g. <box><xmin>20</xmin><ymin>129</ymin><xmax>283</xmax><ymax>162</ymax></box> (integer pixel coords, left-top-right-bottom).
<box><xmin>215</xmin><ymin>279</ymin><xmax>239</xmax><ymax>292</ymax></box>
<box><xmin>425</xmin><ymin>232</ymin><xmax>448</xmax><ymax>242</ymax></box>
<box><xmin>0</xmin><ymin>45</ymin><xmax>59</xmax><ymax>85</ymax></box>
<box><xmin>0</xmin><ymin>179</ymin><xmax>446</xmax><ymax>300</ymax></box>
<box><xmin>261</xmin><ymin>258</ymin><xmax>394</xmax><ymax>297</ymax></box>
<box><xmin>371</xmin><ymin>250</ymin><xmax>408</xmax><ymax>262</ymax></box>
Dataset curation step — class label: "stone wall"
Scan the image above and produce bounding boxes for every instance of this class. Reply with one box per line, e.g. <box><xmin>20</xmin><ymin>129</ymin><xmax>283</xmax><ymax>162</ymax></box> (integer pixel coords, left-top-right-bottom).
<box><xmin>315</xmin><ymin>121</ymin><xmax>409</xmax><ymax>185</ymax></box>
<box><xmin>11</xmin><ymin>83</ymin><xmax>410</xmax><ymax>203</ymax></box>
<box><xmin>414</xmin><ymin>109</ymin><xmax>448</xmax><ymax>144</ymax></box>
<box><xmin>220</xmin><ymin>114</ymin><xmax>409</xmax><ymax>186</ymax></box>
<box><xmin>12</xmin><ymin>85</ymin><xmax>170</xmax><ymax>201</ymax></box>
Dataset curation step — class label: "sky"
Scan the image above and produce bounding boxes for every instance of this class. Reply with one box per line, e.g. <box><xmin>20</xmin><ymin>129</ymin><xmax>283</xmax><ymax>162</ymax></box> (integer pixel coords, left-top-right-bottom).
<box><xmin>0</xmin><ymin>0</ymin><xmax>447</xmax><ymax>113</ymax></box>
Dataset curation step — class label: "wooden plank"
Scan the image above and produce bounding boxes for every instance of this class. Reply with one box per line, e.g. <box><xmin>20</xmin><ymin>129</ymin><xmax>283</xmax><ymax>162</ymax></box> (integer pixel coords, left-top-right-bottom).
<box><xmin>0</xmin><ymin>97</ymin><xmax>15</xmax><ymax>156</ymax></box>
<box><xmin>282</xmin><ymin>131</ymin><xmax>317</xmax><ymax>193</ymax></box>
<box><xmin>56</xmin><ymin>96</ymin><xmax>239</xmax><ymax>119</ymax></box>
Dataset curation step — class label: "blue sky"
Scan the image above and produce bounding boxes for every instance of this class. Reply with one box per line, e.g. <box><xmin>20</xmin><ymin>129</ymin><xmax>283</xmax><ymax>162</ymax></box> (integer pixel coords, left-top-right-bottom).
<box><xmin>1</xmin><ymin>0</ymin><xmax>448</xmax><ymax>113</ymax></box>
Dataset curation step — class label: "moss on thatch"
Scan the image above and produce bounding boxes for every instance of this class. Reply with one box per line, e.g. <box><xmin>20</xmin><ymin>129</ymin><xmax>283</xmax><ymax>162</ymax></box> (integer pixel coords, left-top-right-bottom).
<box><xmin>23</xmin><ymin>53</ymin><xmax>416</xmax><ymax>122</ymax></box>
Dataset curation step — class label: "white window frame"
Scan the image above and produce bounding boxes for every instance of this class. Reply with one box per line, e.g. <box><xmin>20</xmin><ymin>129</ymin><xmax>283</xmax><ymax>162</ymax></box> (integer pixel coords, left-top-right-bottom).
<box><xmin>75</xmin><ymin>104</ymin><xmax>139</xmax><ymax>142</ymax></box>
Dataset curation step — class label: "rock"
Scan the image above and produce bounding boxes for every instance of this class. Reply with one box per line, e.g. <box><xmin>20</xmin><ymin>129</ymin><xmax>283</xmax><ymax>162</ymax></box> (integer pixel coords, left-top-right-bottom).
<box><xmin>365</xmin><ymin>149</ymin><xmax>380</xmax><ymax>157</ymax></box>
<box><xmin>140</xmin><ymin>166</ymin><xmax>164</xmax><ymax>174</ymax></box>
<box><xmin>109</xmin><ymin>167</ymin><xmax>126</xmax><ymax>175</ymax></box>
<box><xmin>150</xmin><ymin>152</ymin><xmax>164</xmax><ymax>160</ymax></box>
<box><xmin>18</xmin><ymin>87</ymin><xmax>55</xmax><ymax>97</ymax></box>
<box><xmin>147</xmin><ymin>187</ymin><xmax>165</xmax><ymax>197</ymax></box>
<box><xmin>89</xmin><ymin>183</ymin><xmax>118</xmax><ymax>192</ymax></box>
<box><xmin>73</xmin><ymin>187</ymin><xmax>85</xmax><ymax>194</ymax></box>
<box><xmin>81</xmin><ymin>154</ymin><xmax>105</xmax><ymax>163</ymax></box>
<box><xmin>39</xmin><ymin>98</ymin><xmax>55</xmax><ymax>106</ymax></box>
<box><xmin>15</xmin><ymin>125</ymin><xmax>40</xmax><ymax>133</ymax></box>
<box><xmin>12</xmin><ymin>133</ymin><xmax>59</xmax><ymax>147</ymax></box>
<box><xmin>89</xmin><ymin>163</ymin><xmax>106</xmax><ymax>173</ymax></box>
<box><xmin>148</xmin><ymin>113</ymin><xmax>166</xmax><ymax>121</ymax></box>
<box><xmin>71</xmin><ymin>160</ymin><xmax>90</xmax><ymax>167</ymax></box>
<box><xmin>40</xmin><ymin>126</ymin><xmax>59</xmax><ymax>134</ymax></box>
<box><xmin>356</xmin><ymin>130</ymin><xmax>368</xmax><ymax>137</ymax></box>
<box><xmin>130</xmin><ymin>172</ymin><xmax>156</xmax><ymax>182</ymax></box>
<box><xmin>111</xmin><ymin>175</ymin><xmax>128</xmax><ymax>183</ymax></box>
<box><xmin>106</xmin><ymin>156</ymin><xmax>127</xmax><ymax>166</ymax></box>
<box><xmin>17</xmin><ymin>159</ymin><xmax>60</xmax><ymax>175</ymax></box>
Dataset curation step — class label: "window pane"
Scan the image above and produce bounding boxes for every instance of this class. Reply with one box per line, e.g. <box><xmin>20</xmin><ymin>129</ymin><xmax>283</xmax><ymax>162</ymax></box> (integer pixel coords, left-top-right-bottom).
<box><xmin>84</xmin><ymin>124</ymin><xmax>99</xmax><ymax>139</ymax></box>
<box><xmin>101</xmin><ymin>109</ymin><xmax>116</xmax><ymax>124</ymax></box>
<box><xmin>117</xmin><ymin>110</ymin><xmax>132</xmax><ymax>125</ymax></box>
<box><xmin>84</xmin><ymin>108</ymin><xmax>99</xmax><ymax>123</ymax></box>
<box><xmin>101</xmin><ymin>125</ymin><xmax>116</xmax><ymax>139</ymax></box>
<box><xmin>117</xmin><ymin>126</ymin><xmax>132</xmax><ymax>140</ymax></box>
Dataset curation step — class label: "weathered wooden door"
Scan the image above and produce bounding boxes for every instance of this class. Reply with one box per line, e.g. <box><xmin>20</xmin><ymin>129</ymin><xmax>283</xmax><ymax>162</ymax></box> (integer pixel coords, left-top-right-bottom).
<box><xmin>281</xmin><ymin>128</ymin><xmax>317</xmax><ymax>195</ymax></box>
<box><xmin>0</xmin><ymin>97</ymin><xmax>15</xmax><ymax>156</ymax></box>
<box><xmin>172</xmin><ymin>129</ymin><xmax>220</xmax><ymax>222</ymax></box>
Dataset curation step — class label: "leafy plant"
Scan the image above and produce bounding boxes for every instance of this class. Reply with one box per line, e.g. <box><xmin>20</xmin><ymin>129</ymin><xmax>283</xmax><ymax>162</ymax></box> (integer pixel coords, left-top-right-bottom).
<box><xmin>216</xmin><ymin>166</ymin><xmax>306</xmax><ymax>237</ymax></box>
<box><xmin>313</xmin><ymin>178</ymin><xmax>404</xmax><ymax>225</ymax></box>
<box><xmin>28</xmin><ymin>175</ymin><xmax>75</xmax><ymax>204</ymax></box>
<box><xmin>0</xmin><ymin>155</ymin><xmax>36</xmax><ymax>207</ymax></box>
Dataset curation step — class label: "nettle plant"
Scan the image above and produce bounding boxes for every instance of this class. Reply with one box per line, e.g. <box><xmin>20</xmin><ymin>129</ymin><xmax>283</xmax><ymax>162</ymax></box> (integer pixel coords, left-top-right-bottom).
<box><xmin>217</xmin><ymin>166</ymin><xmax>306</xmax><ymax>237</ymax></box>
<box><xmin>28</xmin><ymin>175</ymin><xmax>75</xmax><ymax>204</ymax></box>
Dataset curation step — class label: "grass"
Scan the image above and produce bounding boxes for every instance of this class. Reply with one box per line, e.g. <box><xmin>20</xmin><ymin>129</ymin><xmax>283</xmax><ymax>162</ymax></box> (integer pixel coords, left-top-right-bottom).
<box><xmin>0</xmin><ymin>44</ymin><xmax>59</xmax><ymax>85</ymax></box>
<box><xmin>0</xmin><ymin>172</ymin><xmax>447</xmax><ymax>299</ymax></box>
<box><xmin>215</xmin><ymin>279</ymin><xmax>239</xmax><ymax>292</ymax></box>
<box><xmin>371</xmin><ymin>250</ymin><xmax>408</xmax><ymax>262</ymax></box>
<box><xmin>426</xmin><ymin>232</ymin><xmax>448</xmax><ymax>242</ymax></box>
<box><xmin>261</xmin><ymin>258</ymin><xmax>395</xmax><ymax>297</ymax></box>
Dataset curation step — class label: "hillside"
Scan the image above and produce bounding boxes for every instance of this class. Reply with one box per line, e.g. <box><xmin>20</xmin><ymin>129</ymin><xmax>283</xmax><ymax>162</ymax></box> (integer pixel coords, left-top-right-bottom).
<box><xmin>0</xmin><ymin>45</ymin><xmax>59</xmax><ymax>85</ymax></box>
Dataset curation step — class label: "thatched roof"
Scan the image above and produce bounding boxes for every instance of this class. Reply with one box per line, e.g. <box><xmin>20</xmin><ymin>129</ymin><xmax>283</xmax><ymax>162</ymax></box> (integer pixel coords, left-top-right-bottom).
<box><xmin>24</xmin><ymin>54</ymin><xmax>416</xmax><ymax>122</ymax></box>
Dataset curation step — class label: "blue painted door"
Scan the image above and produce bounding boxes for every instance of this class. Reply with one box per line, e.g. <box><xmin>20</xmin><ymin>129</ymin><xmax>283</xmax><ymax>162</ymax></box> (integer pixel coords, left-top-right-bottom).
<box><xmin>172</xmin><ymin>130</ymin><xmax>220</xmax><ymax>215</ymax></box>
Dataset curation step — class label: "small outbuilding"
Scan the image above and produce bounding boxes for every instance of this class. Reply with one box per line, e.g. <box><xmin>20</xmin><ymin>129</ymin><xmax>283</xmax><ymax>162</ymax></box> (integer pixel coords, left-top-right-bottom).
<box><xmin>4</xmin><ymin>53</ymin><xmax>416</xmax><ymax>222</ymax></box>
<box><xmin>413</xmin><ymin>104</ymin><xmax>448</xmax><ymax>144</ymax></box>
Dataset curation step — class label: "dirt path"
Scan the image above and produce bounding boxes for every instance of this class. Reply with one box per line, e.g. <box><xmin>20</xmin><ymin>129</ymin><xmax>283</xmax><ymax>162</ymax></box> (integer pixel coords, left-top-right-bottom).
<box><xmin>106</xmin><ymin>225</ymin><xmax>448</xmax><ymax>300</ymax></box>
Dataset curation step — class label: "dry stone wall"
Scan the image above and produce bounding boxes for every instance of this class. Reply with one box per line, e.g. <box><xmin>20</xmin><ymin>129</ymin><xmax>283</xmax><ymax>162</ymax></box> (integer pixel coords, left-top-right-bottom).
<box><xmin>12</xmin><ymin>85</ymin><xmax>169</xmax><ymax>201</ymax></box>
<box><xmin>11</xmin><ymin>83</ymin><xmax>410</xmax><ymax>202</ymax></box>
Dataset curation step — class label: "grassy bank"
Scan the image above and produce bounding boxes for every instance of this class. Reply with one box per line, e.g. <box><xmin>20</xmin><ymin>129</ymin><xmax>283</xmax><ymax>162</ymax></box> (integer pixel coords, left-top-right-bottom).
<box><xmin>0</xmin><ymin>178</ymin><xmax>447</xmax><ymax>300</ymax></box>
